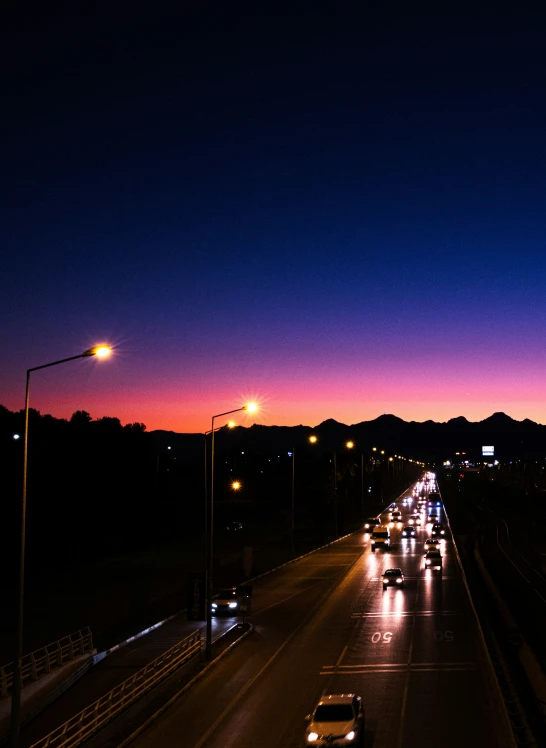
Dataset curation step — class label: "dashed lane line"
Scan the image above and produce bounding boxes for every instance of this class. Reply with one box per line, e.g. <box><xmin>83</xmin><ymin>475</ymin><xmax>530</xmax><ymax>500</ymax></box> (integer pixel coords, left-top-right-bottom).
<box><xmin>351</xmin><ymin>610</ymin><xmax>462</xmax><ymax>617</ymax></box>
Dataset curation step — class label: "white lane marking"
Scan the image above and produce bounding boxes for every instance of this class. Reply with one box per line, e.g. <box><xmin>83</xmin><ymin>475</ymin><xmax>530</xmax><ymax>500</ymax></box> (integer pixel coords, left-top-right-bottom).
<box><xmin>335</xmin><ymin>645</ymin><xmax>348</xmax><ymax>667</ymax></box>
<box><xmin>320</xmin><ymin>665</ymin><xmax>477</xmax><ymax>675</ymax></box>
<box><xmin>250</xmin><ymin>586</ymin><xmax>319</xmax><ymax>616</ymax></box>
<box><xmin>370</xmin><ymin>577</ymin><xmax>456</xmax><ymax>581</ymax></box>
<box><xmin>191</xmin><ymin>549</ymin><xmax>364</xmax><ymax>748</ymax></box>
<box><xmin>398</xmin><ymin>610</ymin><xmax>414</xmax><ymax>742</ymax></box>
<box><xmin>351</xmin><ymin>610</ymin><xmax>462</xmax><ymax>617</ymax></box>
<box><xmin>322</xmin><ymin>661</ymin><xmax>476</xmax><ymax>669</ymax></box>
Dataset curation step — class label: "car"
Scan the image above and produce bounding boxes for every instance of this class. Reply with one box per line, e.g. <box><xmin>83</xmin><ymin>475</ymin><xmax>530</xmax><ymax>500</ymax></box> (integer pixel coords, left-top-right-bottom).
<box><xmin>431</xmin><ymin>523</ymin><xmax>446</xmax><ymax>538</ymax></box>
<box><xmin>428</xmin><ymin>492</ymin><xmax>441</xmax><ymax>506</ymax></box>
<box><xmin>401</xmin><ymin>526</ymin><xmax>416</xmax><ymax>538</ymax></box>
<box><xmin>305</xmin><ymin>694</ymin><xmax>365</xmax><ymax>746</ymax></box>
<box><xmin>364</xmin><ymin>517</ymin><xmax>381</xmax><ymax>530</ymax></box>
<box><xmin>427</xmin><ymin>512</ymin><xmax>438</xmax><ymax>522</ymax></box>
<box><xmin>424</xmin><ymin>537</ymin><xmax>440</xmax><ymax>551</ymax></box>
<box><xmin>371</xmin><ymin>525</ymin><xmax>390</xmax><ymax>552</ymax></box>
<box><xmin>424</xmin><ymin>550</ymin><xmax>443</xmax><ymax>571</ymax></box>
<box><xmin>382</xmin><ymin>567</ymin><xmax>405</xmax><ymax>588</ymax></box>
<box><xmin>226</xmin><ymin>521</ymin><xmax>243</xmax><ymax>532</ymax></box>
<box><xmin>211</xmin><ymin>588</ymin><xmax>240</xmax><ymax>614</ymax></box>
<box><xmin>391</xmin><ymin>511</ymin><xmax>402</xmax><ymax>522</ymax></box>
<box><xmin>408</xmin><ymin>514</ymin><xmax>421</xmax><ymax>525</ymax></box>
<box><xmin>414</xmin><ymin>515</ymin><xmax>423</xmax><ymax>526</ymax></box>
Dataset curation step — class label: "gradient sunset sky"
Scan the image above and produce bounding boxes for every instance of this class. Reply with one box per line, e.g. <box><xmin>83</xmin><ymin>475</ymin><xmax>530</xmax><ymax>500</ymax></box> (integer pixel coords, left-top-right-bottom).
<box><xmin>3</xmin><ymin>3</ymin><xmax>546</xmax><ymax>432</ymax></box>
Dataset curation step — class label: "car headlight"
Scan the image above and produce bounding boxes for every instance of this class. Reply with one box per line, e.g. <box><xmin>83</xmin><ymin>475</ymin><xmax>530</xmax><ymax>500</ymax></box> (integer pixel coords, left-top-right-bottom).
<box><xmin>396</xmin><ymin>578</ymin><xmax>403</xmax><ymax>583</ymax></box>
<box><xmin>228</xmin><ymin>602</ymin><xmax>238</xmax><ymax>609</ymax></box>
<box><xmin>364</xmin><ymin>524</ymin><xmax>370</xmax><ymax>529</ymax></box>
<box><xmin>308</xmin><ymin>732</ymin><xmax>318</xmax><ymax>742</ymax></box>
<box><xmin>345</xmin><ymin>731</ymin><xmax>355</xmax><ymax>740</ymax></box>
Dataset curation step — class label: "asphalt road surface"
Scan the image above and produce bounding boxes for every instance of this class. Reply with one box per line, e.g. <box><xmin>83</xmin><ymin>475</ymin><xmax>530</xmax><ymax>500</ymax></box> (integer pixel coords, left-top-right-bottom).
<box><xmin>128</xmin><ymin>486</ymin><xmax>514</xmax><ymax>748</ymax></box>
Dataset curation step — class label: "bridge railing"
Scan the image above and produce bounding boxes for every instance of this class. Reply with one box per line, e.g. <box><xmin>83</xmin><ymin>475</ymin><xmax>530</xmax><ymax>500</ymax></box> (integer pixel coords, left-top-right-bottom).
<box><xmin>0</xmin><ymin>628</ymin><xmax>93</xmax><ymax>699</ymax></box>
<box><xmin>29</xmin><ymin>628</ymin><xmax>202</xmax><ymax>748</ymax></box>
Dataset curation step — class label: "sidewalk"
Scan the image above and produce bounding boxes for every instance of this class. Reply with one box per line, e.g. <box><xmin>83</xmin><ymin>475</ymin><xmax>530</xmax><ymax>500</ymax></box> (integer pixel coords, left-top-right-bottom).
<box><xmin>17</xmin><ymin>612</ymin><xmax>235</xmax><ymax>748</ymax></box>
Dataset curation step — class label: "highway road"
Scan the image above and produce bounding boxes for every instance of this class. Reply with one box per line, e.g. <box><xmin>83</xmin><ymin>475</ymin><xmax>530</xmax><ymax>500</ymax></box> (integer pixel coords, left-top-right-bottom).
<box><xmin>127</xmin><ymin>483</ymin><xmax>514</xmax><ymax>748</ymax></box>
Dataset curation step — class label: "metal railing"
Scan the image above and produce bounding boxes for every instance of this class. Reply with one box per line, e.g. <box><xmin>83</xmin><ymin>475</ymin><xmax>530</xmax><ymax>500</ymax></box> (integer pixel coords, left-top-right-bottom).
<box><xmin>29</xmin><ymin>628</ymin><xmax>203</xmax><ymax>748</ymax></box>
<box><xmin>0</xmin><ymin>629</ymin><xmax>93</xmax><ymax>699</ymax></box>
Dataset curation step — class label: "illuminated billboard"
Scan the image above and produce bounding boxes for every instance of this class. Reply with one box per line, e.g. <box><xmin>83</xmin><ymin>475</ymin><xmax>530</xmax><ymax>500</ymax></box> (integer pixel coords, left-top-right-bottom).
<box><xmin>482</xmin><ymin>446</ymin><xmax>494</xmax><ymax>456</ymax></box>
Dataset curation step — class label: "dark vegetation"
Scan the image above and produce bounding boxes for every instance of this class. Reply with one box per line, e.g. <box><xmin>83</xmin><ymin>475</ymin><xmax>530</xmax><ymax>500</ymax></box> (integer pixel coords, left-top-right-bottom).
<box><xmin>1</xmin><ymin>404</ymin><xmax>419</xmax><ymax>662</ymax></box>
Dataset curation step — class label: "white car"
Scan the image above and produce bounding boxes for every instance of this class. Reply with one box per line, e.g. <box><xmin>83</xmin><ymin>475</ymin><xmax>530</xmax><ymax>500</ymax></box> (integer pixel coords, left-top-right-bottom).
<box><xmin>424</xmin><ymin>550</ymin><xmax>443</xmax><ymax>571</ymax></box>
<box><xmin>424</xmin><ymin>538</ymin><xmax>440</xmax><ymax>551</ymax></box>
<box><xmin>305</xmin><ymin>694</ymin><xmax>365</xmax><ymax>745</ymax></box>
<box><xmin>211</xmin><ymin>588</ymin><xmax>240</xmax><ymax>614</ymax></box>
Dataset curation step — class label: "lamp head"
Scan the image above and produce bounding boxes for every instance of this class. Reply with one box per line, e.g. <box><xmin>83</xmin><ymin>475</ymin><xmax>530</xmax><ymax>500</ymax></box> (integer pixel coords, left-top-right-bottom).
<box><xmin>84</xmin><ymin>344</ymin><xmax>111</xmax><ymax>359</ymax></box>
<box><xmin>244</xmin><ymin>402</ymin><xmax>258</xmax><ymax>413</ymax></box>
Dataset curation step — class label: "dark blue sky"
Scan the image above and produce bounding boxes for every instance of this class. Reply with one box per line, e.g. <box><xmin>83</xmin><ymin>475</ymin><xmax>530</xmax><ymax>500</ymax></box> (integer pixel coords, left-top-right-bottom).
<box><xmin>3</xmin><ymin>3</ymin><xmax>546</xmax><ymax>431</ymax></box>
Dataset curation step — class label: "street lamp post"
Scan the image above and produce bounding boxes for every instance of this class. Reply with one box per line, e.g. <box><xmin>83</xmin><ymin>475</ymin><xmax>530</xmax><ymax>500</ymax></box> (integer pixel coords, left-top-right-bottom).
<box><xmin>361</xmin><ymin>452</ymin><xmax>364</xmax><ymax>522</ymax></box>
<box><xmin>10</xmin><ymin>345</ymin><xmax>111</xmax><ymax>748</ymax></box>
<box><xmin>206</xmin><ymin>403</ymin><xmax>256</xmax><ymax>661</ymax></box>
<box><xmin>333</xmin><ymin>451</ymin><xmax>337</xmax><ymax>536</ymax></box>
<box><xmin>289</xmin><ymin>447</ymin><xmax>296</xmax><ymax>555</ymax></box>
<box><xmin>290</xmin><ymin>435</ymin><xmax>317</xmax><ymax>556</ymax></box>
<box><xmin>332</xmin><ymin>441</ymin><xmax>353</xmax><ymax>538</ymax></box>
<box><xmin>204</xmin><ymin>421</ymin><xmax>236</xmax><ymax>560</ymax></box>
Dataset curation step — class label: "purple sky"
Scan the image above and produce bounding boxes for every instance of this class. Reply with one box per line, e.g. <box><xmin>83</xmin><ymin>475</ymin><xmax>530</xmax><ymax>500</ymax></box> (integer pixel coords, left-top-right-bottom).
<box><xmin>3</xmin><ymin>4</ymin><xmax>546</xmax><ymax>432</ymax></box>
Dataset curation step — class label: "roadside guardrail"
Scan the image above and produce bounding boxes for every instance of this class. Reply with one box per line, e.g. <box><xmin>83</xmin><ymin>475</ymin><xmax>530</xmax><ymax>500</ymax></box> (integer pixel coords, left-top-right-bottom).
<box><xmin>29</xmin><ymin>628</ymin><xmax>202</xmax><ymax>748</ymax></box>
<box><xmin>0</xmin><ymin>629</ymin><xmax>93</xmax><ymax>699</ymax></box>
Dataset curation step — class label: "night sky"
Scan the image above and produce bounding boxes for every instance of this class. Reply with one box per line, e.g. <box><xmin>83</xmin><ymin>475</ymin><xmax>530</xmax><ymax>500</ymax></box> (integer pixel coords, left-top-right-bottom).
<box><xmin>3</xmin><ymin>3</ymin><xmax>546</xmax><ymax>432</ymax></box>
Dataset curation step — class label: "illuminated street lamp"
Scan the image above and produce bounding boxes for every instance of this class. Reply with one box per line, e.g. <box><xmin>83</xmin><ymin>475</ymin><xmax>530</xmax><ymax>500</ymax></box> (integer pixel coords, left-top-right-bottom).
<box><xmin>206</xmin><ymin>402</ymin><xmax>257</xmax><ymax>660</ymax></box>
<box><xmin>11</xmin><ymin>344</ymin><xmax>111</xmax><ymax>748</ymax></box>
<box><xmin>231</xmin><ymin>480</ymin><xmax>241</xmax><ymax>491</ymax></box>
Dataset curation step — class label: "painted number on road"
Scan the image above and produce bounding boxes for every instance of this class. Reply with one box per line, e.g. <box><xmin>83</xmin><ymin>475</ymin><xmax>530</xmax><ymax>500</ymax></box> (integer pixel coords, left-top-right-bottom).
<box><xmin>371</xmin><ymin>631</ymin><xmax>393</xmax><ymax>644</ymax></box>
<box><xmin>434</xmin><ymin>630</ymin><xmax>454</xmax><ymax>642</ymax></box>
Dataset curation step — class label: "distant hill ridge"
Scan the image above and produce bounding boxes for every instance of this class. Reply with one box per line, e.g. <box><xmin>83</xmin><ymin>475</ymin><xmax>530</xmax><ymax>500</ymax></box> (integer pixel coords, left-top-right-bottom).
<box><xmin>151</xmin><ymin>412</ymin><xmax>546</xmax><ymax>460</ymax></box>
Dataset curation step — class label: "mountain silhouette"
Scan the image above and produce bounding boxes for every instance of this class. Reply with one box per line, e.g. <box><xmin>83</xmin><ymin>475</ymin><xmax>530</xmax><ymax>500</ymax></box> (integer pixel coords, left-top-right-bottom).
<box><xmin>151</xmin><ymin>412</ymin><xmax>546</xmax><ymax>460</ymax></box>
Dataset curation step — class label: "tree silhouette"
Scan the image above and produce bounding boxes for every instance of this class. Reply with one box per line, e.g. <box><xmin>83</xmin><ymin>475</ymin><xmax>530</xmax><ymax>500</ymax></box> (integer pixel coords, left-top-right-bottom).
<box><xmin>70</xmin><ymin>410</ymin><xmax>92</xmax><ymax>427</ymax></box>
